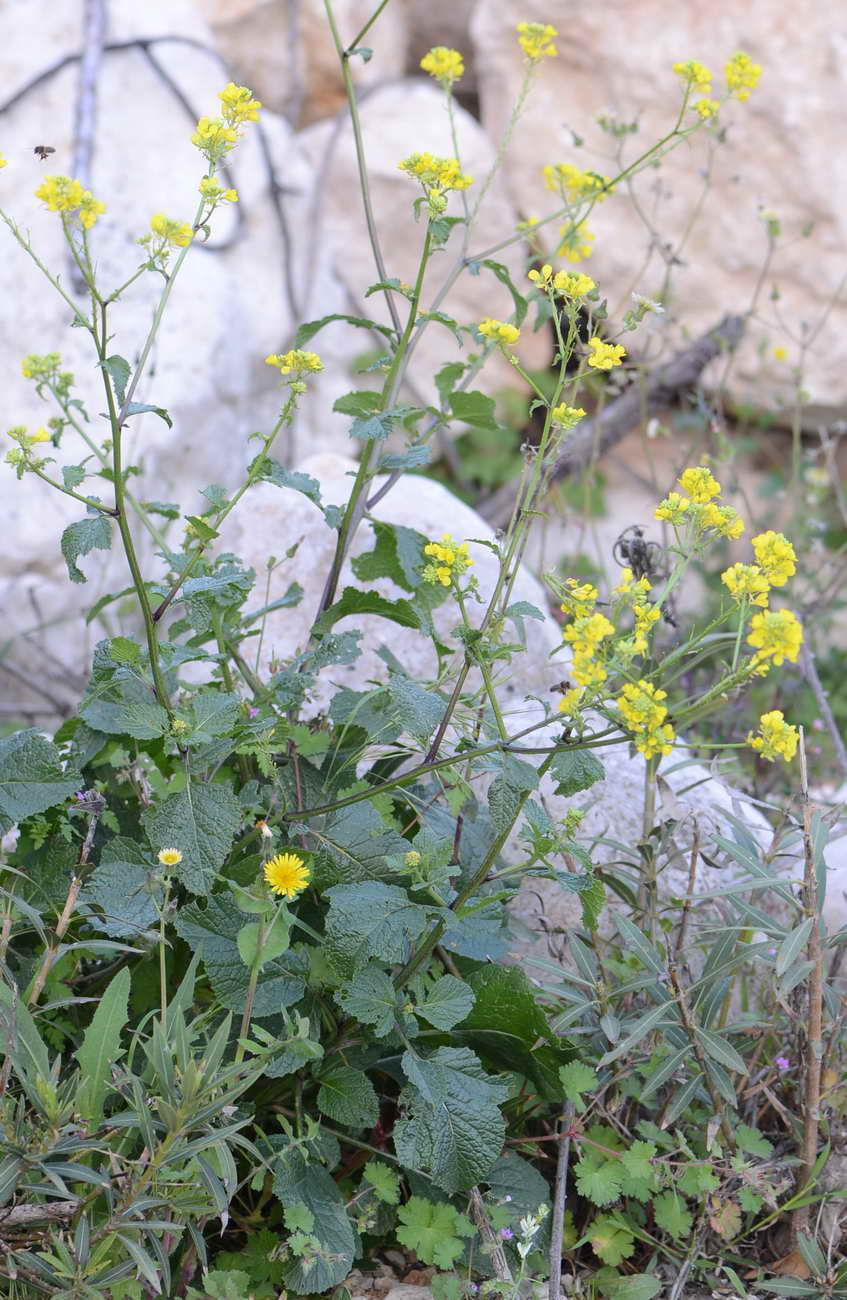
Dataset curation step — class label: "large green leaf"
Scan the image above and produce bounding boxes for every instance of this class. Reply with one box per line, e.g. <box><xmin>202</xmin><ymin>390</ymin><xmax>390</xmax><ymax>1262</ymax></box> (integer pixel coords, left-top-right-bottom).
<box><xmin>351</xmin><ymin>520</ymin><xmax>428</xmax><ymax>592</ymax></box>
<box><xmin>458</xmin><ymin>966</ymin><xmax>577</xmax><ymax>1098</ymax></box>
<box><xmin>549</xmin><ymin>747</ymin><xmax>605</xmax><ymax>797</ymax></box>
<box><xmin>273</xmin><ymin>1148</ymin><xmax>357</xmax><ymax>1293</ymax></box>
<box><xmin>61</xmin><ymin>512</ymin><xmax>112</xmax><ymax>584</ymax></box>
<box><xmin>312</xmin><ymin>586</ymin><xmax>420</xmax><ymax>637</ymax></box>
<box><xmin>75</xmin><ymin>966</ymin><xmax>131</xmax><ymax>1124</ymax></box>
<box><xmin>317</xmin><ymin>1066</ymin><xmax>379</xmax><ymax>1128</ymax></box>
<box><xmin>0</xmin><ymin>730</ymin><xmax>81</xmax><ymax>822</ymax></box>
<box><xmin>322</xmin><ymin>882</ymin><xmax>429</xmax><ymax>978</ymax></box>
<box><xmin>335</xmin><ymin>964</ymin><xmax>398</xmax><ymax>1037</ymax></box>
<box><xmin>143</xmin><ymin>782</ymin><xmax>241</xmax><ymax>894</ymax></box>
<box><xmin>82</xmin><ymin>836</ymin><xmax>162</xmax><ymax>938</ymax></box>
<box><xmin>310</xmin><ymin>803</ymin><xmax>410</xmax><ymax>889</ymax></box>
<box><xmin>395</xmin><ymin>1046</ymin><xmax>508</xmax><ymax>1193</ymax></box>
<box><xmin>414</xmin><ymin>975</ymin><xmax>475</xmax><ymax>1030</ymax></box>
<box><xmin>175</xmin><ymin>893</ymin><xmax>305</xmax><ymax>1016</ymax></box>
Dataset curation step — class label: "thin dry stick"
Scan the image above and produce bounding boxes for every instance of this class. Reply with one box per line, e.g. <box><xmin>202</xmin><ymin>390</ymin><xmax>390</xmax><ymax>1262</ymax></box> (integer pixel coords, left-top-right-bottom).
<box><xmin>674</xmin><ymin>822</ymin><xmax>700</xmax><ymax>958</ymax></box>
<box><xmin>469</xmin><ymin>1187</ymin><xmax>512</xmax><ymax>1283</ymax></box>
<box><xmin>479</xmin><ymin>313</ymin><xmax>746</xmax><ymax>527</ymax></box>
<box><xmin>548</xmin><ymin>1100</ymin><xmax>575</xmax><ymax>1300</ymax></box>
<box><xmin>794</xmin><ymin>728</ymin><xmax>825</xmax><ymax>1239</ymax></box>
<box><xmin>668</xmin><ymin>963</ymin><xmax>736</xmax><ymax>1152</ymax></box>
<box><xmin>799</xmin><ymin>643</ymin><xmax>847</xmax><ymax>785</ymax></box>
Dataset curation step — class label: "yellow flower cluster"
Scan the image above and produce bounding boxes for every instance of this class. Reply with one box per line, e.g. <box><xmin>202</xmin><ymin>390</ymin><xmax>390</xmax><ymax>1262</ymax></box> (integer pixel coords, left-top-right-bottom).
<box><xmin>4</xmin><ymin>424</ymin><xmax>52</xmax><ymax>472</ymax></box>
<box><xmin>557</xmin><ymin>220</ymin><xmax>594</xmax><ymax>262</ymax></box>
<box><xmin>748</xmin><ymin>710</ymin><xmax>799</xmax><ymax>763</ymax></box>
<box><xmin>264</xmin><ymin>851</ymin><xmax>310</xmax><ymax>899</ymax></box>
<box><xmin>561</xmin><ymin>586</ymin><xmax>615</xmax><ymax>686</ymax></box>
<box><xmin>747</xmin><ymin>608</ymin><xmax>803</xmax><ymax>669</ymax></box>
<box><xmin>516</xmin><ymin>22</ymin><xmax>558</xmax><ymax>61</ymax></box>
<box><xmin>528</xmin><ymin>264</ymin><xmax>595</xmax><ymax>297</ymax></box>
<box><xmin>694</xmin><ymin>98</ymin><xmax>720</xmax><ymax>119</ymax></box>
<box><xmin>616</xmin><ymin>680</ymin><xmax>675</xmax><ymax>758</ymax></box>
<box><xmin>654</xmin><ymin>465</ymin><xmax>744</xmax><ymax>539</ymax></box>
<box><xmin>721</xmin><ymin>562</ymin><xmax>770</xmax><ymax>608</ymax></box>
<box><xmin>398</xmin><ymin>153</ymin><xmax>472</xmax><ymax>194</ymax></box>
<box><xmin>199</xmin><ymin>175</ymin><xmax>239</xmax><ymax>204</ymax></box>
<box><xmin>478</xmin><ymin>318</ymin><xmax>520</xmax><ymax>345</ymax></box>
<box><xmin>192</xmin><ymin>82</ymin><xmax>261</xmax><ymax>162</ymax></box>
<box><xmin>35</xmin><ymin>175</ymin><xmax>106</xmax><ymax>229</ymax></box>
<box><xmin>752</xmin><ymin>530</ymin><xmax>796</xmax><ymax>586</ymax></box>
<box><xmin>543</xmin><ymin>163</ymin><xmax>613</xmax><ymax>204</ymax></box>
<box><xmin>0</xmin><ymin>155</ymin><xmax>6</xmax><ymax>169</ymax></box>
<box><xmin>265</xmin><ymin>350</ymin><xmax>323</xmax><ymax>377</ymax></box>
<box><xmin>422</xmin><ymin>534</ymin><xmax>474</xmax><ymax>587</ymax></box>
<box><xmin>587</xmin><ymin>337</ymin><xmax>626</xmax><ymax>370</ymax></box>
<box><xmin>672</xmin><ymin>59</ymin><xmax>713</xmax><ymax>93</ymax></box>
<box><xmin>725</xmin><ymin>51</ymin><xmax>761</xmax><ymax>101</ymax></box>
<box><xmin>613</xmin><ymin>567</ymin><xmax>652</xmax><ymax>600</ymax></box>
<box><xmin>149</xmin><ymin>213</ymin><xmax>193</xmax><ymax>248</ymax></box>
<box><xmin>21</xmin><ymin>353</ymin><xmax>62</xmax><ymax>381</ymax></box>
<box><xmin>420</xmin><ymin>46</ymin><xmax>464</xmax><ymax>85</ymax></box>
<box><xmin>550</xmin><ymin>403</ymin><xmax>586</xmax><ymax>429</ymax></box>
<box><xmin>612</xmin><ymin>568</ymin><xmax>659</xmax><ymax>657</ymax></box>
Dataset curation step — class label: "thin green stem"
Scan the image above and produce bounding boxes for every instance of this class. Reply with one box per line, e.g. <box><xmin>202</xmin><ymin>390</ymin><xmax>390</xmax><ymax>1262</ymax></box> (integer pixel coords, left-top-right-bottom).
<box><xmin>159</xmin><ymin>877</ymin><xmax>172</xmax><ymax>1030</ymax></box>
<box><xmin>0</xmin><ymin>210</ymin><xmax>91</xmax><ymax>330</ymax></box>
<box><xmin>27</xmin><ymin>462</ymin><xmax>118</xmax><ymax>516</ymax></box>
<box><xmin>345</xmin><ymin>0</ymin><xmax>392</xmax><ymax>52</ymax></box>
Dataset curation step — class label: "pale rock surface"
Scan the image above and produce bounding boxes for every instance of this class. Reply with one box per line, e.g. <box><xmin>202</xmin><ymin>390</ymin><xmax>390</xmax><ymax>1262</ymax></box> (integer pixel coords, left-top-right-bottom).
<box><xmin>196</xmin><ymin>0</ymin><xmax>409</xmax><ymax>124</ymax></box>
<box><xmin>470</xmin><ymin>0</ymin><xmax>847</xmax><ymax>413</ymax></box>
<box><xmin>216</xmin><ymin>452</ymin><xmax>835</xmax><ymax>952</ymax></box>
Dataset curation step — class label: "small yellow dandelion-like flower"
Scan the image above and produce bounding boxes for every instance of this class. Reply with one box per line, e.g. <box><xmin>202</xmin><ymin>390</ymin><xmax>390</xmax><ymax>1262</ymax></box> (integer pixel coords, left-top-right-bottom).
<box><xmin>420</xmin><ymin>46</ymin><xmax>465</xmax><ymax>85</ymax></box>
<box><xmin>157</xmin><ymin>848</ymin><xmax>183</xmax><ymax>867</ymax></box>
<box><xmin>752</xmin><ymin>530</ymin><xmax>796</xmax><ymax>587</ymax></box>
<box><xmin>516</xmin><ymin>21</ymin><xmax>558</xmax><ymax>61</ymax></box>
<box><xmin>725</xmin><ymin>51</ymin><xmax>761</xmax><ymax>101</ymax></box>
<box><xmin>748</xmin><ymin>710</ymin><xmax>798</xmax><ymax>762</ymax></box>
<box><xmin>679</xmin><ymin>465</ymin><xmax>721</xmax><ymax>503</ymax></box>
<box><xmin>673</xmin><ymin>59</ymin><xmax>713</xmax><ymax>94</ymax></box>
<box><xmin>586</xmin><ymin>337</ymin><xmax>626</xmax><ymax>370</ymax></box>
<box><xmin>478</xmin><ymin>318</ymin><xmax>520</xmax><ymax>345</ymax></box>
<box><xmin>264</xmin><ymin>851</ymin><xmax>310</xmax><ymax>899</ymax></box>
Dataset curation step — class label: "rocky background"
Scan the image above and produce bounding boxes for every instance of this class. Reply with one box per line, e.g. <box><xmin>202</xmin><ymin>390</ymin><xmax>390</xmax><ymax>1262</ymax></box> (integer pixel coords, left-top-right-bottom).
<box><xmin>0</xmin><ymin>0</ymin><xmax>845</xmax><ymax>717</ymax></box>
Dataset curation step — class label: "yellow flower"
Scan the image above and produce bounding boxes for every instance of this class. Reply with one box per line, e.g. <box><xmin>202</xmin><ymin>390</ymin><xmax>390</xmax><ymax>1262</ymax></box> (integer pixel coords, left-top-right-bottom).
<box><xmin>559</xmin><ymin>578</ymin><xmax>598</xmax><ymax>613</ymax></box>
<box><xmin>553</xmin><ymin>270</ymin><xmax>595</xmax><ymax>297</ymax></box>
<box><xmin>616</xmin><ymin>680</ymin><xmax>675</xmax><ymax>758</ymax></box>
<box><xmin>478</xmin><ymin>318</ymin><xmax>520</xmax><ymax>345</ymax></box>
<box><xmin>693</xmin><ymin>97</ymin><xmax>720</xmax><ymax>119</ymax></box>
<box><xmin>679</xmin><ymin>465</ymin><xmax>721</xmax><ymax>503</ymax></box>
<box><xmin>721</xmin><ymin>562</ymin><xmax>770</xmax><ymax>607</ymax></box>
<box><xmin>748</xmin><ymin>710</ymin><xmax>798</xmax><ymax>763</ymax></box>
<box><xmin>699</xmin><ymin>502</ymin><xmax>745</xmax><ymax>539</ymax></box>
<box><xmin>29</xmin><ymin>427</ymin><xmax>51</xmax><ymax>444</ymax></box>
<box><xmin>587</xmin><ymin>337</ymin><xmax>626</xmax><ymax>370</ymax></box>
<box><xmin>191</xmin><ymin>116</ymin><xmax>239</xmax><ymax>161</ymax></box>
<box><xmin>157</xmin><ymin>848</ymin><xmax>183</xmax><ymax>867</ymax></box>
<box><xmin>219</xmin><ymin>81</ymin><xmax>262</xmax><ymax>124</ymax></box>
<box><xmin>265</xmin><ymin>349</ymin><xmax>323</xmax><ymax>376</ymax></box>
<box><xmin>543</xmin><ymin>163</ymin><xmax>613</xmax><ymax>203</ymax></box>
<box><xmin>0</xmin><ymin>155</ymin><xmax>6</xmax><ymax>168</ymax></box>
<box><xmin>264</xmin><ymin>851</ymin><xmax>310</xmax><ymax>899</ymax></box>
<box><xmin>516</xmin><ymin>21</ymin><xmax>558</xmax><ymax>60</ymax></box>
<box><xmin>420</xmin><ymin>46</ymin><xmax>464</xmax><ymax>85</ymax></box>
<box><xmin>557</xmin><ymin>221</ymin><xmax>594</xmax><ymax>262</ymax></box>
<box><xmin>752</xmin><ymin>531</ymin><xmax>796</xmax><ymax>587</ymax></box>
<box><xmin>673</xmin><ymin>59</ymin><xmax>713</xmax><ymax>94</ymax></box>
<box><xmin>654</xmin><ymin>491</ymin><xmax>690</xmax><ymax>525</ymax></box>
<box><xmin>551</xmin><ymin>404</ymin><xmax>586</xmax><ymax>429</ymax></box>
<box><xmin>614</xmin><ymin>567</ymin><xmax>652</xmax><ymax>599</ymax></box>
<box><xmin>557</xmin><ymin>687</ymin><xmax>584</xmax><ymax>716</ymax></box>
<box><xmin>35</xmin><ymin>174</ymin><xmax>105</xmax><ymax>228</ymax></box>
<box><xmin>563</xmin><ymin>610</ymin><xmax>615</xmax><ymax>686</ymax></box>
<box><xmin>199</xmin><ymin>175</ymin><xmax>239</xmax><ymax>204</ymax></box>
<box><xmin>725</xmin><ymin>51</ymin><xmax>761</xmax><ymax>101</ymax></box>
<box><xmin>422</xmin><ymin>534</ymin><xmax>473</xmax><ymax>586</ymax></box>
<box><xmin>632</xmin><ymin>602</ymin><xmax>660</xmax><ymax>652</ymax></box>
<box><xmin>747</xmin><ymin>608</ymin><xmax>803</xmax><ymax>668</ymax></box>
<box><xmin>398</xmin><ymin>153</ymin><xmax>473</xmax><ymax>194</ymax></box>
<box><xmin>773</xmin><ymin>345</ymin><xmax>787</xmax><ymax>361</ymax></box>
<box><xmin>150</xmin><ymin>213</ymin><xmax>193</xmax><ymax>248</ymax></box>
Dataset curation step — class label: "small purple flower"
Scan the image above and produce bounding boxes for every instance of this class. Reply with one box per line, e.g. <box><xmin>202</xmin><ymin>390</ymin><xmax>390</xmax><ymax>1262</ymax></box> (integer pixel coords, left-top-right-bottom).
<box><xmin>74</xmin><ymin>791</ymin><xmax>87</xmax><ymax>802</ymax></box>
<box><xmin>501</xmin><ymin>1228</ymin><xmax>514</xmax><ymax>1240</ymax></box>
<box><xmin>248</xmin><ymin>706</ymin><xmax>260</xmax><ymax>718</ymax></box>
<box><xmin>775</xmin><ymin>1055</ymin><xmax>790</xmax><ymax>1072</ymax></box>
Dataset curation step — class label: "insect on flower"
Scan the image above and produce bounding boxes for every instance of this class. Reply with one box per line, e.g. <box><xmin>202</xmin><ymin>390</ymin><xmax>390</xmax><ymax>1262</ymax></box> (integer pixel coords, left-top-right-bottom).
<box><xmin>33</xmin><ymin>145</ymin><xmax>55</xmax><ymax>161</ymax></box>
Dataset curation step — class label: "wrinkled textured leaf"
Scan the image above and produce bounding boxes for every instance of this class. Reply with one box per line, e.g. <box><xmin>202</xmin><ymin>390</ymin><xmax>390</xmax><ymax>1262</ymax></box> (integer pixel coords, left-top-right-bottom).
<box><xmin>549</xmin><ymin>747</ymin><xmax>605</xmax><ymax>797</ymax></box>
<box><xmin>317</xmin><ymin>1066</ymin><xmax>379</xmax><ymax>1128</ymax></box>
<box><xmin>273</xmin><ymin>1148</ymin><xmax>357</xmax><ymax>1293</ymax></box>
<box><xmin>61</xmin><ymin>513</ymin><xmax>113</xmax><ymax>584</ymax></box>
<box><xmin>313</xmin><ymin>586</ymin><xmax>420</xmax><ymax>637</ymax></box>
<box><xmin>335</xmin><ymin>964</ymin><xmax>398</xmax><ymax>1037</ymax></box>
<box><xmin>414</xmin><ymin>975</ymin><xmax>475</xmax><ymax>1030</ymax></box>
<box><xmin>323</xmin><ymin>882</ymin><xmax>429</xmax><ymax>978</ymax></box>
<box><xmin>143</xmin><ymin>782</ymin><xmax>241</xmax><ymax>894</ymax></box>
<box><xmin>0</xmin><ymin>730</ymin><xmax>80</xmax><ymax>821</ymax></box>
<box><xmin>82</xmin><ymin>836</ymin><xmax>161</xmax><ymax>938</ymax></box>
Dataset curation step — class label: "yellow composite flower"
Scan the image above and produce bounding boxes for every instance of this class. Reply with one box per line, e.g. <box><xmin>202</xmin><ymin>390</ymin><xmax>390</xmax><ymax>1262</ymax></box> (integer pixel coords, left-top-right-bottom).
<box><xmin>157</xmin><ymin>848</ymin><xmax>183</xmax><ymax>867</ymax></box>
<box><xmin>264</xmin><ymin>852</ymin><xmax>311</xmax><ymax>899</ymax></box>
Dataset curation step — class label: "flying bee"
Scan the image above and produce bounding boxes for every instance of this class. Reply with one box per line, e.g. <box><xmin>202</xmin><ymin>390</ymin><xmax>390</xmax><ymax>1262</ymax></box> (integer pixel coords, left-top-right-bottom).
<box><xmin>33</xmin><ymin>145</ymin><xmax>55</xmax><ymax>161</ymax></box>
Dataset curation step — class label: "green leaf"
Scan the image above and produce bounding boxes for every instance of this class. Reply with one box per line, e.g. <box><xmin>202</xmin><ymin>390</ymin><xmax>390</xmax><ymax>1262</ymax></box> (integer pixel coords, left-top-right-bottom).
<box><xmin>62</xmin><ymin>463</ymin><xmax>86</xmax><ymax>489</ymax></box>
<box><xmin>124</xmin><ymin>401</ymin><xmax>172</xmax><ymax>427</ymax></box>
<box><xmin>61</xmin><ymin>512</ymin><xmax>113</xmax><ymax>583</ymax></box>
<box><xmin>335</xmin><ymin>964</ymin><xmax>398</xmax><ymax>1037</ymax></box>
<box><xmin>237</xmin><ymin>910</ymin><xmax>290</xmax><ymax>968</ymax></box>
<box><xmin>352</xmin><ymin>521</ymin><xmax>428</xmax><ymax>592</ymax></box>
<box><xmin>259</xmin><ymin>458</ymin><xmax>323</xmax><ymax>507</ymax></box>
<box><xmin>580</xmin><ymin>876</ymin><xmax>606</xmax><ymax>931</ymax></box>
<box><xmin>386</xmin><ymin>676</ymin><xmax>444</xmax><ymax>739</ymax></box>
<box><xmin>82</xmin><ymin>836</ymin><xmax>161</xmax><ymax>938</ymax></box>
<box><xmin>549</xmin><ymin>747</ymin><xmax>605</xmax><ymax>797</ymax></box>
<box><xmin>312</xmin><ymin>586</ymin><xmax>420</xmax><ymax>637</ymax></box>
<box><xmin>317</xmin><ymin>1066</ymin><xmax>379</xmax><ymax>1128</ymax></box>
<box><xmin>414</xmin><ymin>975</ymin><xmax>475</xmax><ymax>1030</ymax></box>
<box><xmin>776</xmin><ymin>918</ymin><xmax>813</xmax><ymax>977</ymax></box>
<box><xmin>485</xmin><ymin>1151</ymin><xmax>551</xmax><ymax>1216</ymax></box>
<box><xmin>313</xmin><ymin>803</ymin><xmax>410</xmax><ymax>889</ymax></box>
<box><xmin>735</xmin><ymin>1123</ymin><xmax>774</xmax><ymax>1157</ymax></box>
<box><xmin>74</xmin><ymin>967</ymin><xmax>130</xmax><ymax>1124</ymax></box>
<box><xmin>395</xmin><ymin>1046</ymin><xmax>508</xmax><ymax>1193</ymax></box>
<box><xmin>480</xmin><ymin>259</ymin><xmax>528</xmax><ymax>326</ymax></box>
<box><xmin>108</xmin><ymin>636</ymin><xmax>141</xmax><ymax>665</ymax></box>
<box><xmin>435</xmin><ymin>361</ymin><xmax>464</xmax><ymax>407</ymax></box>
<box><xmin>677</xmin><ymin>1162</ymin><xmax>718</xmax><ymax>1196</ymax></box>
<box><xmin>459</xmin><ymin>966</ymin><xmax>577</xmax><ymax>1099</ymax></box>
<box><xmin>694</xmin><ymin>1027</ymin><xmax>747</xmax><ymax>1075</ymax></box>
<box><xmin>79</xmin><ymin>672</ymin><xmax>169</xmax><ymax>741</ymax></box>
<box><xmin>396</xmin><ymin>1196</ymin><xmax>474</xmax><ymax>1270</ymax></box>
<box><xmin>322</xmin><ymin>882</ymin><xmax>429</xmax><ymax>978</ymax></box>
<box><xmin>273</xmin><ymin>1148</ymin><xmax>357</xmax><ymax>1293</ymax></box>
<box><xmin>0</xmin><ymin>730</ymin><xmax>80</xmax><ymax>821</ymax></box>
<box><xmin>652</xmin><ymin>1190</ymin><xmax>693</xmax><ymax>1240</ymax></box>
<box><xmin>101</xmin><ymin>354</ymin><xmax>130</xmax><ymax>404</ymax></box>
<box><xmin>450</xmin><ymin>390</ymin><xmax>501</xmax><ymax>432</ymax></box>
<box><xmin>363</xmin><ymin>1161</ymin><xmax>400</xmax><ymax>1204</ymax></box>
<box><xmin>0</xmin><ymin>981</ymin><xmax>50</xmax><ymax>1088</ymax></box>
<box><xmin>333</xmin><ymin>390</ymin><xmax>382</xmax><ymax>417</ymax></box>
<box><xmin>559</xmin><ymin>1061</ymin><xmax>598</xmax><ymax>1112</ymax></box>
<box><xmin>182</xmin><ymin>691</ymin><xmax>241</xmax><ymax>745</ymax></box>
<box><xmin>185</xmin><ymin>514</ymin><xmax>219</xmax><ymax>542</ymax></box>
<box><xmin>596</xmin><ymin>1274</ymin><xmax>662</xmax><ymax>1300</ymax></box>
<box><xmin>295</xmin><ymin>312</ymin><xmax>395</xmax><ymax>348</ymax></box>
<box><xmin>588</xmin><ymin>1214</ymin><xmax>635</xmax><ymax>1264</ymax></box>
<box><xmin>176</xmin><ymin>893</ymin><xmax>305</xmax><ymax>1016</ymax></box>
<box><xmin>379</xmin><ymin>445</ymin><xmax>431</xmax><ymax>470</ymax></box>
<box><xmin>576</xmin><ymin>1161</ymin><xmax>624</xmax><ymax>1207</ymax></box>
<box><xmin>143</xmin><ymin>782</ymin><xmax>241</xmax><ymax>894</ymax></box>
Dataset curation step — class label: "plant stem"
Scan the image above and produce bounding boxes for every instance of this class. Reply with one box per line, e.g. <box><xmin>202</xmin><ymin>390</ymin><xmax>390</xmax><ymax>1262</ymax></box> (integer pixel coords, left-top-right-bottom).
<box><xmin>794</xmin><ymin>728</ymin><xmax>824</xmax><ymax>1239</ymax></box>
<box><xmin>548</xmin><ymin>1100</ymin><xmax>575</xmax><ymax>1300</ymax></box>
<box><xmin>27</xmin><ymin>463</ymin><xmax>118</xmax><ymax>516</ymax></box>
<box><xmin>159</xmin><ymin>876</ymin><xmax>172</xmax><ymax>1029</ymax></box>
<box><xmin>667</xmin><ymin>963</ymin><xmax>736</xmax><ymax>1152</ymax></box>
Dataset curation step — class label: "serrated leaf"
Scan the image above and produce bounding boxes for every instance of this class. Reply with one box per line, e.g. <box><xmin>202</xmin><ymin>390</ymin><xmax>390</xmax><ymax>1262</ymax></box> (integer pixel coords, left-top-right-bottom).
<box><xmin>386</xmin><ymin>676</ymin><xmax>444</xmax><ymax>739</ymax></box>
<box><xmin>273</xmin><ymin>1148</ymin><xmax>357</xmax><ymax>1293</ymax></box>
<box><xmin>378</xmin><ymin>445</ymin><xmax>432</xmax><ymax>470</ymax></box>
<box><xmin>62</xmin><ymin>464</ymin><xmax>86</xmax><ymax>489</ymax></box>
<box><xmin>312</xmin><ymin>586</ymin><xmax>420</xmax><ymax>637</ymax></box>
<box><xmin>333</xmin><ymin>390</ymin><xmax>382</xmax><ymax>417</ymax></box>
<box><xmin>352</xmin><ymin>520</ymin><xmax>428</xmax><ymax>592</ymax></box>
<box><xmin>183</xmin><ymin>691</ymin><xmax>241</xmax><ymax>745</ymax></box>
<box><xmin>588</xmin><ymin>1214</ymin><xmax>635</xmax><ymax>1264</ymax></box>
<box><xmin>363</xmin><ymin>1162</ymin><xmax>400</xmax><ymax>1204</ymax></box>
<box><xmin>317</xmin><ymin>1066</ymin><xmax>379</xmax><ymax>1128</ymax></box>
<box><xmin>125</xmin><ymin>401</ymin><xmax>172</xmax><ymax>427</ymax></box>
<box><xmin>322</xmin><ymin>882</ymin><xmax>428</xmax><ymax>977</ymax></box>
<box><xmin>395</xmin><ymin>1046</ymin><xmax>508</xmax><ymax>1193</ymax></box>
<box><xmin>396</xmin><ymin>1196</ymin><xmax>474</xmax><ymax>1270</ymax></box>
<box><xmin>549</xmin><ymin>747</ymin><xmax>605</xmax><ymax>797</ymax></box>
<box><xmin>435</xmin><ymin>361</ymin><xmax>464</xmax><ymax>407</ymax></box>
<box><xmin>101</xmin><ymin>354</ymin><xmax>130</xmax><ymax>404</ymax></box>
<box><xmin>559</xmin><ymin>1060</ymin><xmax>598</xmax><ymax>1111</ymax></box>
<box><xmin>61</xmin><ymin>512</ymin><xmax>113</xmax><ymax>583</ymax></box>
<box><xmin>313</xmin><ymin>802</ymin><xmax>410</xmax><ymax>889</ymax></box>
<box><xmin>143</xmin><ymin>782</ymin><xmax>241</xmax><ymax>894</ymax></box>
<box><xmin>335</xmin><ymin>964</ymin><xmax>398</xmax><ymax>1036</ymax></box>
<box><xmin>74</xmin><ymin>967</ymin><xmax>130</xmax><ymax>1124</ymax></box>
<box><xmin>652</xmin><ymin>1190</ymin><xmax>692</xmax><ymax>1239</ymax></box>
<box><xmin>0</xmin><ymin>730</ymin><xmax>80</xmax><ymax>821</ymax></box>
<box><xmin>107</xmin><ymin>636</ymin><xmax>141</xmax><ymax>665</ymax></box>
<box><xmin>576</xmin><ymin>1161</ymin><xmax>624</xmax><ymax>1207</ymax></box>
<box><xmin>79</xmin><ymin>670</ymin><xmax>169</xmax><ymax>741</ymax></box>
<box><xmin>82</xmin><ymin>837</ymin><xmax>161</xmax><ymax>938</ymax></box>
<box><xmin>295</xmin><ymin>312</ymin><xmax>395</xmax><ymax>348</ymax></box>
<box><xmin>735</xmin><ymin>1123</ymin><xmax>774</xmax><ymax>1157</ymax></box>
<box><xmin>450</xmin><ymin>390</ymin><xmax>501</xmax><ymax>432</ymax></box>
<box><xmin>414</xmin><ymin>975</ymin><xmax>475</xmax><ymax>1030</ymax></box>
